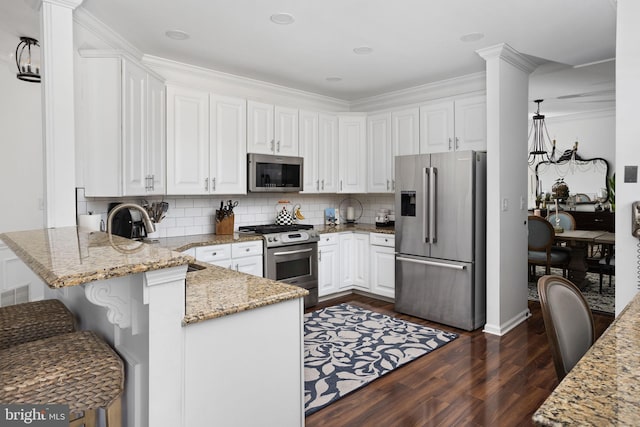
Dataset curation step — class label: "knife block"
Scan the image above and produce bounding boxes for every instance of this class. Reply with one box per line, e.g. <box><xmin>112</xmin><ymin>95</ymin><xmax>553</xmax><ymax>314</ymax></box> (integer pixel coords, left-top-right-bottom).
<box><xmin>215</xmin><ymin>212</ymin><xmax>234</xmax><ymax>235</ymax></box>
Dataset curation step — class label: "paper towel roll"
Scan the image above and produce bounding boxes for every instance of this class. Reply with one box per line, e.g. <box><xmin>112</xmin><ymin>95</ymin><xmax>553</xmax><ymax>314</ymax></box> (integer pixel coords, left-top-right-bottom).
<box><xmin>78</xmin><ymin>214</ymin><xmax>102</xmax><ymax>232</ymax></box>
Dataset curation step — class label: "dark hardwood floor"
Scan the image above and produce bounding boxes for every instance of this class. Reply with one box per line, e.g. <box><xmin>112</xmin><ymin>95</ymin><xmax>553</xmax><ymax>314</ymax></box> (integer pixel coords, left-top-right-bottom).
<box><xmin>304</xmin><ymin>294</ymin><xmax>613</xmax><ymax>427</ymax></box>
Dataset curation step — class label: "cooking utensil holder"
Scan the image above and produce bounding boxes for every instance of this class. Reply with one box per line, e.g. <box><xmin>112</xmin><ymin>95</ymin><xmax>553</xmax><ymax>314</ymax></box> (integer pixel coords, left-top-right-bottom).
<box><xmin>216</xmin><ymin>212</ymin><xmax>234</xmax><ymax>235</ymax></box>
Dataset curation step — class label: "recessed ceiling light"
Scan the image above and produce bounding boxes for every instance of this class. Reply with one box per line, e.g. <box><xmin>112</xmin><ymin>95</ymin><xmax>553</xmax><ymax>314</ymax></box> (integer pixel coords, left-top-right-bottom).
<box><xmin>270</xmin><ymin>13</ymin><xmax>295</xmax><ymax>25</ymax></box>
<box><xmin>460</xmin><ymin>32</ymin><xmax>484</xmax><ymax>43</ymax></box>
<box><xmin>353</xmin><ymin>46</ymin><xmax>373</xmax><ymax>55</ymax></box>
<box><xmin>165</xmin><ymin>30</ymin><xmax>190</xmax><ymax>41</ymax></box>
<box><xmin>326</xmin><ymin>77</ymin><xmax>342</xmax><ymax>83</ymax></box>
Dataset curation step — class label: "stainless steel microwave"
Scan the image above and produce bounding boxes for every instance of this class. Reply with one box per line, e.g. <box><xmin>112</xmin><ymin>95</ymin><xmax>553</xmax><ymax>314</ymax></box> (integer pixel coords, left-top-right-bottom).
<box><xmin>247</xmin><ymin>153</ymin><xmax>304</xmax><ymax>192</ymax></box>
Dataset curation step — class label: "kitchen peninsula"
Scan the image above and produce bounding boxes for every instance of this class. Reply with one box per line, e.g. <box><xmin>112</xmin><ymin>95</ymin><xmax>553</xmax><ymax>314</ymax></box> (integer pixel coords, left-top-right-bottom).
<box><xmin>0</xmin><ymin>227</ymin><xmax>307</xmax><ymax>427</ymax></box>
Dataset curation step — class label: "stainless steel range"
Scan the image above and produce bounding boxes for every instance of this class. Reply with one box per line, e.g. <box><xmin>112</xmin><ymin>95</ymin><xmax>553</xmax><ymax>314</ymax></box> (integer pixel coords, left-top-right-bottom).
<box><xmin>239</xmin><ymin>224</ymin><xmax>319</xmax><ymax>308</ymax></box>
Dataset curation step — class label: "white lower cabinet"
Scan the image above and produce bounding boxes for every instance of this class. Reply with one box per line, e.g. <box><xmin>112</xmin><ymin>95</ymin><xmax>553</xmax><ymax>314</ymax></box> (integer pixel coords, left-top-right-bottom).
<box><xmin>318</xmin><ymin>234</ymin><xmax>340</xmax><ymax>297</ymax></box>
<box><xmin>193</xmin><ymin>241</ymin><xmax>263</xmax><ymax>277</ymax></box>
<box><xmin>338</xmin><ymin>232</ymin><xmax>369</xmax><ymax>291</ymax></box>
<box><xmin>369</xmin><ymin>233</ymin><xmax>396</xmax><ymax>299</ymax></box>
<box><xmin>318</xmin><ymin>231</ymin><xmax>395</xmax><ymax>299</ymax></box>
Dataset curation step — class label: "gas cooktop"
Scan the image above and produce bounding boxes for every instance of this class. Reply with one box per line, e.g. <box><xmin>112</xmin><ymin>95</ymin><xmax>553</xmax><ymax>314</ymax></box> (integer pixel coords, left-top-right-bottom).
<box><xmin>238</xmin><ymin>224</ymin><xmax>314</xmax><ymax>235</ymax></box>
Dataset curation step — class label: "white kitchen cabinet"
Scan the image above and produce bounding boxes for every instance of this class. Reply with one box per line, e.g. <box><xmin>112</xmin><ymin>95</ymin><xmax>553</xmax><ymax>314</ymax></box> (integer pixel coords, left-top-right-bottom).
<box><xmin>367</xmin><ymin>112</ymin><xmax>392</xmax><ymax>193</ymax></box>
<box><xmin>338</xmin><ymin>114</ymin><xmax>367</xmax><ymax>193</ymax></box>
<box><xmin>79</xmin><ymin>51</ymin><xmax>166</xmax><ymax>197</ymax></box>
<box><xmin>370</xmin><ymin>233</ymin><xmax>396</xmax><ymax>299</ymax></box>
<box><xmin>338</xmin><ymin>232</ymin><xmax>369</xmax><ymax>291</ymax></box>
<box><xmin>247</xmin><ymin>101</ymin><xmax>298</xmax><ymax>156</ymax></box>
<box><xmin>318</xmin><ymin>234</ymin><xmax>340</xmax><ymax>297</ymax></box>
<box><xmin>392</xmin><ymin>107</ymin><xmax>420</xmax><ymax>157</ymax></box>
<box><xmin>299</xmin><ymin>111</ymin><xmax>339</xmax><ymax>193</ymax></box>
<box><xmin>166</xmin><ymin>86</ymin><xmax>246</xmax><ymax>195</ymax></box>
<box><xmin>419</xmin><ymin>95</ymin><xmax>486</xmax><ymax>154</ymax></box>
<box><xmin>367</xmin><ymin>107</ymin><xmax>419</xmax><ymax>193</ymax></box>
<box><xmin>193</xmin><ymin>241</ymin><xmax>263</xmax><ymax>277</ymax></box>
<box><xmin>209</xmin><ymin>94</ymin><xmax>247</xmax><ymax>194</ymax></box>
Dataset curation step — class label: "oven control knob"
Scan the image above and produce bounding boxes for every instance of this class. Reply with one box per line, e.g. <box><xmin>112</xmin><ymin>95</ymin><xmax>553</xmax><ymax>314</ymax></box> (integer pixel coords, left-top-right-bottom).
<box><xmin>267</xmin><ymin>237</ymin><xmax>273</xmax><ymax>242</ymax></box>
<box><xmin>274</xmin><ymin>237</ymin><xmax>279</xmax><ymax>241</ymax></box>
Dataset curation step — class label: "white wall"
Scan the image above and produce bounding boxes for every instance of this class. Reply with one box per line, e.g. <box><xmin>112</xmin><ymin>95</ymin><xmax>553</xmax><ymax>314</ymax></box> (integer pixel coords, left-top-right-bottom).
<box><xmin>0</xmin><ymin>59</ymin><xmax>44</xmax><ymax>233</ymax></box>
<box><xmin>614</xmin><ymin>0</ymin><xmax>640</xmax><ymax>314</ymax></box>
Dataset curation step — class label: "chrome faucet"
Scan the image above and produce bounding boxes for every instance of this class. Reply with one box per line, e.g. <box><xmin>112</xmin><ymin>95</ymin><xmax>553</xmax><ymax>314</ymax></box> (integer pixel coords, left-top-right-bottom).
<box><xmin>106</xmin><ymin>203</ymin><xmax>156</xmax><ymax>236</ymax></box>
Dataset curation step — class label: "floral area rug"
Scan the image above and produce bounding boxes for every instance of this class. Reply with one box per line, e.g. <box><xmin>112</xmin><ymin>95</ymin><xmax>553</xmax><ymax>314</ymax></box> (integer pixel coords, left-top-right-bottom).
<box><xmin>528</xmin><ymin>268</ymin><xmax>615</xmax><ymax>315</ymax></box>
<box><xmin>304</xmin><ymin>303</ymin><xmax>458</xmax><ymax>416</ymax></box>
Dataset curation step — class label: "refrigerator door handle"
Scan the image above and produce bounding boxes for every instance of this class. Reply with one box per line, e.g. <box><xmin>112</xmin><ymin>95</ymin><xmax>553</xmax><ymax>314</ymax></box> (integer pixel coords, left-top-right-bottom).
<box><xmin>396</xmin><ymin>255</ymin><xmax>466</xmax><ymax>270</ymax></box>
<box><xmin>430</xmin><ymin>167</ymin><xmax>438</xmax><ymax>243</ymax></box>
<box><xmin>423</xmin><ymin>167</ymin><xmax>430</xmax><ymax>243</ymax></box>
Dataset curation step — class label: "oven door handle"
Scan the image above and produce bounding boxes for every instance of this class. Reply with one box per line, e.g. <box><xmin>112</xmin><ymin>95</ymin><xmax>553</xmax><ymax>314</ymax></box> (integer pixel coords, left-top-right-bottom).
<box><xmin>272</xmin><ymin>248</ymin><xmax>314</xmax><ymax>256</ymax></box>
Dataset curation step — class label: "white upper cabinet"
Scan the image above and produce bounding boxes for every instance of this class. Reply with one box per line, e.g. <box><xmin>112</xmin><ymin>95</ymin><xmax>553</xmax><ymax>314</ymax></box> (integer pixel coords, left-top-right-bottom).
<box><xmin>392</xmin><ymin>107</ymin><xmax>420</xmax><ymax>156</ymax></box>
<box><xmin>78</xmin><ymin>51</ymin><xmax>166</xmax><ymax>197</ymax></box>
<box><xmin>419</xmin><ymin>95</ymin><xmax>486</xmax><ymax>153</ymax></box>
<box><xmin>318</xmin><ymin>113</ymin><xmax>339</xmax><ymax>193</ymax></box>
<box><xmin>166</xmin><ymin>86</ymin><xmax>210</xmax><ymax>194</ymax></box>
<box><xmin>367</xmin><ymin>107</ymin><xmax>419</xmax><ymax>193</ymax></box>
<box><xmin>453</xmin><ymin>95</ymin><xmax>487</xmax><ymax>152</ymax></box>
<box><xmin>166</xmin><ymin>86</ymin><xmax>246</xmax><ymax>195</ymax></box>
<box><xmin>299</xmin><ymin>111</ymin><xmax>338</xmax><ymax>193</ymax></box>
<box><xmin>367</xmin><ymin>112</ymin><xmax>392</xmax><ymax>193</ymax></box>
<box><xmin>338</xmin><ymin>114</ymin><xmax>367</xmax><ymax>193</ymax></box>
<box><xmin>209</xmin><ymin>94</ymin><xmax>247</xmax><ymax>194</ymax></box>
<box><xmin>247</xmin><ymin>101</ymin><xmax>298</xmax><ymax>156</ymax></box>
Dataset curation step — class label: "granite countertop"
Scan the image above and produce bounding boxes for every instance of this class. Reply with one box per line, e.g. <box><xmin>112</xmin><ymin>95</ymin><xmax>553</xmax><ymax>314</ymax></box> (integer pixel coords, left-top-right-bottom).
<box><xmin>0</xmin><ymin>227</ymin><xmax>308</xmax><ymax>325</ymax></box>
<box><xmin>183</xmin><ymin>261</ymin><xmax>307</xmax><ymax>325</ymax></box>
<box><xmin>533</xmin><ymin>293</ymin><xmax>640</xmax><ymax>426</ymax></box>
<box><xmin>315</xmin><ymin>223</ymin><xmax>395</xmax><ymax>234</ymax></box>
<box><xmin>0</xmin><ymin>227</ymin><xmax>191</xmax><ymax>288</ymax></box>
<box><xmin>151</xmin><ymin>233</ymin><xmax>262</xmax><ymax>252</ymax></box>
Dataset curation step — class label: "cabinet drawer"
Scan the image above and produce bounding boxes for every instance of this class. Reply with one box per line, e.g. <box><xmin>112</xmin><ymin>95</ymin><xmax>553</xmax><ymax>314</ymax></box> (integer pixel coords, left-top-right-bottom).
<box><xmin>370</xmin><ymin>233</ymin><xmax>395</xmax><ymax>247</ymax></box>
<box><xmin>318</xmin><ymin>234</ymin><xmax>339</xmax><ymax>246</ymax></box>
<box><xmin>231</xmin><ymin>241</ymin><xmax>263</xmax><ymax>258</ymax></box>
<box><xmin>195</xmin><ymin>244</ymin><xmax>231</xmax><ymax>262</ymax></box>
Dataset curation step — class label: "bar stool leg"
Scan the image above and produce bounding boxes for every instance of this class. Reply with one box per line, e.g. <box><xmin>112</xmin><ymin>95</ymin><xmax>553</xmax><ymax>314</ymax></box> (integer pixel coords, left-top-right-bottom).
<box><xmin>106</xmin><ymin>395</ymin><xmax>123</xmax><ymax>427</ymax></box>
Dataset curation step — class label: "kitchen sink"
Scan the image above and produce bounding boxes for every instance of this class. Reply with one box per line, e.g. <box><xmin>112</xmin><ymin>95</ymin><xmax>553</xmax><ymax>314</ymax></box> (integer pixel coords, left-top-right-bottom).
<box><xmin>187</xmin><ymin>263</ymin><xmax>206</xmax><ymax>272</ymax></box>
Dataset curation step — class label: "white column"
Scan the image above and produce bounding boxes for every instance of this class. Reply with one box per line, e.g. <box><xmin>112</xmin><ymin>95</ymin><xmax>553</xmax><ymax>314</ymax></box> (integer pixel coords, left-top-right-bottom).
<box><xmin>476</xmin><ymin>44</ymin><xmax>537</xmax><ymax>335</ymax></box>
<box><xmin>39</xmin><ymin>0</ymin><xmax>84</xmax><ymax>227</ymax></box>
<box><xmin>615</xmin><ymin>0</ymin><xmax>640</xmax><ymax>314</ymax></box>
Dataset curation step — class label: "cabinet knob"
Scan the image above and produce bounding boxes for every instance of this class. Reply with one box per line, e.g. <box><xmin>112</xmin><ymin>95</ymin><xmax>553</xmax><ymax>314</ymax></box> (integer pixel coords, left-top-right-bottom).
<box><xmin>246</xmin><ymin>248</ymin><xmax>250</xmax><ymax>252</ymax></box>
<box><xmin>212</xmin><ymin>252</ymin><xmax>217</xmax><ymax>256</ymax></box>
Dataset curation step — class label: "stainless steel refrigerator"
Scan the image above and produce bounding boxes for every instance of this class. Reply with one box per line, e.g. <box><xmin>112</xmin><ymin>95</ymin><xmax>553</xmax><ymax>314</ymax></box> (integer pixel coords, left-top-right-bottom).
<box><xmin>395</xmin><ymin>151</ymin><xmax>486</xmax><ymax>331</ymax></box>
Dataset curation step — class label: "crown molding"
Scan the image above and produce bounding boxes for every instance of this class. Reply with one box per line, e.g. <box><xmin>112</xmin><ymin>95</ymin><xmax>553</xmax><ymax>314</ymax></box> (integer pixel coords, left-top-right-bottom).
<box><xmin>476</xmin><ymin>43</ymin><xmax>539</xmax><ymax>74</ymax></box>
<box><xmin>349</xmin><ymin>72</ymin><xmax>486</xmax><ymax>112</ymax></box>
<box><xmin>73</xmin><ymin>8</ymin><xmax>143</xmax><ymax>61</ymax></box>
<box><xmin>545</xmin><ymin>107</ymin><xmax>616</xmax><ymax>123</ymax></box>
<box><xmin>142</xmin><ymin>55</ymin><xmax>349</xmax><ymax>111</ymax></box>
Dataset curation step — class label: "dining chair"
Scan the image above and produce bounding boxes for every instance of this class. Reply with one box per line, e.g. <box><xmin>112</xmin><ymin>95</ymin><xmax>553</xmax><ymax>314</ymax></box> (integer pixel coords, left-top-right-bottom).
<box><xmin>546</xmin><ymin>211</ymin><xmax>576</xmax><ymax>231</ymax></box>
<box><xmin>574</xmin><ymin>193</ymin><xmax>591</xmax><ymax>203</ymax></box>
<box><xmin>537</xmin><ymin>275</ymin><xmax>595</xmax><ymax>381</ymax></box>
<box><xmin>528</xmin><ymin>215</ymin><xmax>570</xmax><ymax>281</ymax></box>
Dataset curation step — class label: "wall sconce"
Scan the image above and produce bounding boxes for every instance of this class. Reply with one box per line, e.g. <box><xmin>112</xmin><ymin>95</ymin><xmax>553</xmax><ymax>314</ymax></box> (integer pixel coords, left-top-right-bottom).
<box><xmin>15</xmin><ymin>37</ymin><xmax>41</xmax><ymax>83</ymax></box>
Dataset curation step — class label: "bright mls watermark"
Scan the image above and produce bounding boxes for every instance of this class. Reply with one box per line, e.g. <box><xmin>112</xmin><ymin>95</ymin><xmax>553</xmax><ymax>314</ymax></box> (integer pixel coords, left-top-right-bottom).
<box><xmin>1</xmin><ymin>404</ymin><xmax>68</xmax><ymax>426</ymax></box>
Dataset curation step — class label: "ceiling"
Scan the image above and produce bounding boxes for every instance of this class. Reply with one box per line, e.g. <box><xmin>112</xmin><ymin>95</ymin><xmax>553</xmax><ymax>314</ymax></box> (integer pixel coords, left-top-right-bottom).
<box><xmin>1</xmin><ymin>0</ymin><xmax>616</xmax><ymax>115</ymax></box>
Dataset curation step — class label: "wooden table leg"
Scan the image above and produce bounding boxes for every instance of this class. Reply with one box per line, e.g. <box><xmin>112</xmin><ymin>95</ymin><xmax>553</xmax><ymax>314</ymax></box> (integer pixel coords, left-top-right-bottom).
<box><xmin>566</xmin><ymin>241</ymin><xmax>589</xmax><ymax>290</ymax></box>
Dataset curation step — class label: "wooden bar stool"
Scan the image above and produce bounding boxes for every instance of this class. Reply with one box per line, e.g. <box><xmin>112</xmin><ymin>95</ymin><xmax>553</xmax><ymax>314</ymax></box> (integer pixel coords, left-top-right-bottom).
<box><xmin>0</xmin><ymin>299</ymin><xmax>76</xmax><ymax>350</ymax></box>
<box><xmin>0</xmin><ymin>330</ymin><xmax>124</xmax><ymax>427</ymax></box>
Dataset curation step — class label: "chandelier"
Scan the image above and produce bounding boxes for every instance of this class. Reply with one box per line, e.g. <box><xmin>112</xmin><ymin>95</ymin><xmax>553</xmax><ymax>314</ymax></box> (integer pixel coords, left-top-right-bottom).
<box><xmin>527</xmin><ymin>99</ymin><xmax>555</xmax><ymax>167</ymax></box>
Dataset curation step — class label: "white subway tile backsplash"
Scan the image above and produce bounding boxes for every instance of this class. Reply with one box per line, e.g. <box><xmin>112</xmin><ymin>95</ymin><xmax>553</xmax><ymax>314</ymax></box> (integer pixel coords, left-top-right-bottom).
<box><xmin>76</xmin><ymin>189</ymin><xmax>393</xmax><ymax>238</ymax></box>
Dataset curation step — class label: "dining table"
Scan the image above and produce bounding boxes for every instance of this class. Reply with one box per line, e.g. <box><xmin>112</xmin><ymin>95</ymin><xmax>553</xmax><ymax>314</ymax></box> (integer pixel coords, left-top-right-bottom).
<box><xmin>553</xmin><ymin>229</ymin><xmax>614</xmax><ymax>290</ymax></box>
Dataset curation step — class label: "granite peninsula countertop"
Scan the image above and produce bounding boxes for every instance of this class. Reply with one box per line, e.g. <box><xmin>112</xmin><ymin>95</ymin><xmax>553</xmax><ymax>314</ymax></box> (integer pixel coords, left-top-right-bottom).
<box><xmin>0</xmin><ymin>227</ymin><xmax>191</xmax><ymax>288</ymax></box>
<box><xmin>533</xmin><ymin>292</ymin><xmax>640</xmax><ymax>426</ymax></box>
<box><xmin>0</xmin><ymin>227</ymin><xmax>308</xmax><ymax>325</ymax></box>
<box><xmin>183</xmin><ymin>261</ymin><xmax>307</xmax><ymax>325</ymax></box>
